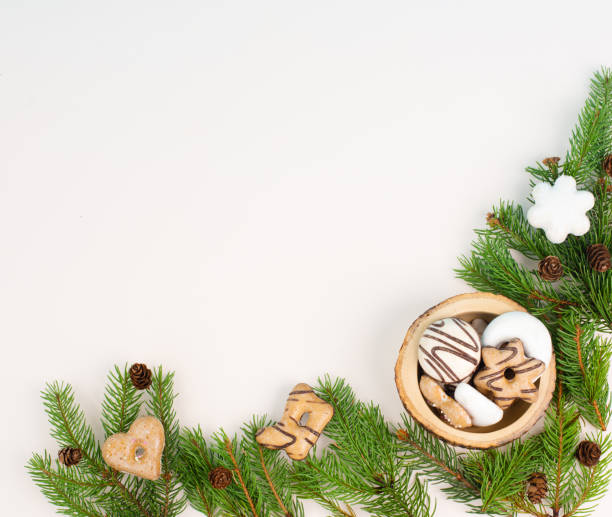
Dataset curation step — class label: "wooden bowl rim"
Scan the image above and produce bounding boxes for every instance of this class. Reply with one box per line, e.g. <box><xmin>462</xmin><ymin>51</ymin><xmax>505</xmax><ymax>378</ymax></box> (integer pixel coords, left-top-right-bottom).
<box><xmin>394</xmin><ymin>292</ymin><xmax>556</xmax><ymax>449</ymax></box>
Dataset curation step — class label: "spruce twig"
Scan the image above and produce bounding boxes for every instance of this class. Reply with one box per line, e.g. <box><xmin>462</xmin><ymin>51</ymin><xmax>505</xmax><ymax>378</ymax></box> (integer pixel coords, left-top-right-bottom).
<box><xmin>257</xmin><ymin>445</ymin><xmax>291</xmax><ymax>516</ymax></box>
<box><xmin>224</xmin><ymin>436</ymin><xmax>259</xmax><ymax>517</ymax></box>
<box><xmin>395</xmin><ymin>426</ymin><xmax>478</xmax><ymax>496</ymax></box>
<box><xmin>178</xmin><ymin>419</ymin><xmax>304</xmax><ymax>516</ymax></box>
<box><xmin>292</xmin><ymin>376</ymin><xmax>434</xmax><ymax>517</ymax></box>
<box><xmin>457</xmin><ymin>68</ymin><xmax>612</xmax><ymax>428</ymax></box>
<box><xmin>28</xmin><ymin>365</ymin><xmax>184</xmax><ymax>517</ymax></box>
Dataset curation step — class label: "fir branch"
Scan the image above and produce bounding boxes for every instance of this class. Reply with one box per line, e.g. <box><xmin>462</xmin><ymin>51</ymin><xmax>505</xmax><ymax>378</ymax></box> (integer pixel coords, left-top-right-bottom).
<box><xmin>224</xmin><ymin>435</ymin><xmax>259</xmax><ymax>517</ymax></box>
<box><xmin>41</xmin><ymin>381</ymin><xmax>151</xmax><ymax>516</ymax></box>
<box><xmin>395</xmin><ymin>418</ymin><xmax>478</xmax><ymax>500</ymax></box>
<box><xmin>562</xmin><ymin>68</ymin><xmax>612</xmax><ymax>187</ymax></box>
<box><xmin>572</xmin><ymin>326</ymin><xmax>605</xmax><ymax>430</ymax></box>
<box><xmin>292</xmin><ymin>376</ymin><xmax>434</xmax><ymax>517</ymax></box>
<box><xmin>27</xmin><ymin>453</ymin><xmax>106</xmax><ymax>517</ymax></box>
<box><xmin>178</xmin><ymin>426</ymin><xmax>227</xmax><ymax>516</ymax></box>
<box><xmin>29</xmin><ymin>365</ymin><xmax>185</xmax><ymax>517</ymax></box>
<box><xmin>461</xmin><ymin>437</ymin><xmax>541</xmax><ymax>515</ymax></box>
<box><xmin>241</xmin><ymin>417</ymin><xmax>303</xmax><ymax>517</ymax></box>
<box><xmin>101</xmin><ymin>364</ymin><xmax>143</xmax><ymax>437</ymax></box>
<box><xmin>147</xmin><ymin>367</ymin><xmax>186</xmax><ymax>517</ymax></box>
<box><xmin>37</xmin><ymin>380</ymin><xmax>153</xmax><ymax>516</ymax></box>
<box><xmin>483</xmin><ymin>202</ymin><xmax>554</xmax><ymax>260</ymax></box>
<box><xmin>179</xmin><ymin>421</ymin><xmax>304</xmax><ymax>516</ymax></box>
<box><xmin>555</xmin><ymin>315</ymin><xmax>612</xmax><ymax>430</ymax></box>
<box><xmin>563</xmin><ymin>433</ymin><xmax>612</xmax><ymax>517</ymax></box>
<box><xmin>539</xmin><ymin>385</ymin><xmax>581</xmax><ymax>517</ymax></box>
<box><xmin>456</xmin><ymin>234</ymin><xmax>575</xmax><ymax>316</ymax></box>
<box><xmin>257</xmin><ymin>445</ymin><xmax>290</xmax><ymax>515</ymax></box>
<box><xmin>41</xmin><ymin>382</ymin><xmax>103</xmax><ymax>472</ymax></box>
<box><xmin>110</xmin><ymin>471</ymin><xmax>154</xmax><ymax>517</ymax></box>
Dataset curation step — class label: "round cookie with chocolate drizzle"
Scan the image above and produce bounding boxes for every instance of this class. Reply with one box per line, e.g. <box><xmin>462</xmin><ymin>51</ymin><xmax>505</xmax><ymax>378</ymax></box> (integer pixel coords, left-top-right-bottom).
<box><xmin>417</xmin><ymin>317</ymin><xmax>482</xmax><ymax>384</ymax></box>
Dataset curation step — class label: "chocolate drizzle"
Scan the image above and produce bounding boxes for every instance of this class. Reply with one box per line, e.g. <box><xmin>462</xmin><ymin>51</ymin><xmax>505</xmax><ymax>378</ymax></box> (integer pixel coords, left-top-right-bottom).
<box><xmin>419</xmin><ymin>318</ymin><xmax>481</xmax><ymax>383</ymax></box>
<box><xmin>473</xmin><ymin>340</ymin><xmax>545</xmax><ymax>409</ymax></box>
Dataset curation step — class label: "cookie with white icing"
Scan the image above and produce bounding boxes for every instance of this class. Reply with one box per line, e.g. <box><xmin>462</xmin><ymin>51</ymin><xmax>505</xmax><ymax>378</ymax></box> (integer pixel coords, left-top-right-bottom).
<box><xmin>454</xmin><ymin>382</ymin><xmax>504</xmax><ymax>427</ymax></box>
<box><xmin>418</xmin><ymin>317</ymin><xmax>482</xmax><ymax>384</ymax></box>
<box><xmin>481</xmin><ymin>311</ymin><xmax>552</xmax><ymax>367</ymax></box>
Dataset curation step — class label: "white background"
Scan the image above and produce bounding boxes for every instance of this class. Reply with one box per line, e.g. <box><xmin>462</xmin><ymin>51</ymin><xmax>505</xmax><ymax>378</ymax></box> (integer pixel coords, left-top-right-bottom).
<box><xmin>2</xmin><ymin>1</ymin><xmax>612</xmax><ymax>515</ymax></box>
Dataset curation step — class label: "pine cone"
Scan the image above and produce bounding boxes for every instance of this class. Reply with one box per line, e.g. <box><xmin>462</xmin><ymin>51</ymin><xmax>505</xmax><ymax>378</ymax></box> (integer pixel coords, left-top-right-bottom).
<box><xmin>542</xmin><ymin>156</ymin><xmax>561</xmax><ymax>168</ymax></box>
<box><xmin>576</xmin><ymin>440</ymin><xmax>601</xmax><ymax>467</ymax></box>
<box><xmin>586</xmin><ymin>244</ymin><xmax>611</xmax><ymax>273</ymax></box>
<box><xmin>603</xmin><ymin>154</ymin><xmax>612</xmax><ymax>176</ymax></box>
<box><xmin>129</xmin><ymin>363</ymin><xmax>152</xmax><ymax>390</ymax></box>
<box><xmin>58</xmin><ymin>447</ymin><xmax>82</xmax><ymax>467</ymax></box>
<box><xmin>209</xmin><ymin>466</ymin><xmax>233</xmax><ymax>489</ymax></box>
<box><xmin>486</xmin><ymin>212</ymin><xmax>500</xmax><ymax>227</ymax></box>
<box><xmin>538</xmin><ymin>255</ymin><xmax>563</xmax><ymax>281</ymax></box>
<box><xmin>598</xmin><ymin>177</ymin><xmax>612</xmax><ymax>193</ymax></box>
<box><xmin>526</xmin><ymin>472</ymin><xmax>547</xmax><ymax>504</ymax></box>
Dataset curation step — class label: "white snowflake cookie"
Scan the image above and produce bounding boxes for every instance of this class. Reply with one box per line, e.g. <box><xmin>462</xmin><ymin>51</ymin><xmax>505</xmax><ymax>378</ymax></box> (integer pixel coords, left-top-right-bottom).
<box><xmin>526</xmin><ymin>175</ymin><xmax>594</xmax><ymax>244</ymax></box>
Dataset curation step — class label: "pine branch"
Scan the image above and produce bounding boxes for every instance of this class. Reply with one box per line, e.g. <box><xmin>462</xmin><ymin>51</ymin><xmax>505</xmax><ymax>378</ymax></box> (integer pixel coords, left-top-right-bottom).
<box><xmin>562</xmin><ymin>68</ymin><xmax>612</xmax><ymax>187</ymax></box>
<box><xmin>241</xmin><ymin>417</ymin><xmax>304</xmax><ymax>517</ymax></box>
<box><xmin>101</xmin><ymin>364</ymin><xmax>143</xmax><ymax>436</ymax></box>
<box><xmin>482</xmin><ymin>202</ymin><xmax>555</xmax><ymax>260</ymax></box>
<box><xmin>257</xmin><ymin>445</ymin><xmax>291</xmax><ymax>514</ymax></box>
<box><xmin>456</xmin><ymin>233</ymin><xmax>576</xmax><ymax>317</ymax></box>
<box><xmin>33</xmin><ymin>381</ymin><xmax>153</xmax><ymax>516</ymax></box>
<box><xmin>147</xmin><ymin>367</ymin><xmax>186</xmax><ymax>517</ymax></box>
<box><xmin>41</xmin><ymin>382</ymin><xmax>104</xmax><ymax>473</ymax></box>
<box><xmin>29</xmin><ymin>365</ymin><xmax>184</xmax><ymax>517</ymax></box>
<box><xmin>563</xmin><ymin>433</ymin><xmax>612</xmax><ymax>517</ymax></box>
<box><xmin>27</xmin><ymin>453</ymin><xmax>107</xmax><ymax>517</ymax></box>
<box><xmin>292</xmin><ymin>376</ymin><xmax>434</xmax><ymax>517</ymax></box>
<box><xmin>224</xmin><ymin>434</ymin><xmax>259</xmax><ymax>517</ymax></box>
<box><xmin>178</xmin><ymin>426</ymin><xmax>227</xmax><ymax>516</ymax></box>
<box><xmin>395</xmin><ymin>418</ymin><xmax>478</xmax><ymax>502</ymax></box>
<box><xmin>555</xmin><ymin>315</ymin><xmax>612</xmax><ymax>430</ymax></box>
<box><xmin>178</xmin><ymin>420</ymin><xmax>304</xmax><ymax>516</ymax></box>
<box><xmin>461</xmin><ymin>437</ymin><xmax>541</xmax><ymax>515</ymax></box>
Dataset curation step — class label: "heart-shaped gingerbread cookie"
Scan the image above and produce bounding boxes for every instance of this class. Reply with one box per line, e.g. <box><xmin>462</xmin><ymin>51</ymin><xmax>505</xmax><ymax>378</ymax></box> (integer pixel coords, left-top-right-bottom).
<box><xmin>102</xmin><ymin>415</ymin><xmax>165</xmax><ymax>480</ymax></box>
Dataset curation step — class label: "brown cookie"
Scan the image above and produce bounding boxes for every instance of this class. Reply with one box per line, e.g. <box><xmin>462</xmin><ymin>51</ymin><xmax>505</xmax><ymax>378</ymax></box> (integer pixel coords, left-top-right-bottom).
<box><xmin>419</xmin><ymin>375</ymin><xmax>472</xmax><ymax>428</ymax></box>
<box><xmin>101</xmin><ymin>416</ymin><xmax>165</xmax><ymax>480</ymax></box>
<box><xmin>473</xmin><ymin>339</ymin><xmax>545</xmax><ymax>409</ymax></box>
<box><xmin>256</xmin><ymin>383</ymin><xmax>334</xmax><ymax>460</ymax></box>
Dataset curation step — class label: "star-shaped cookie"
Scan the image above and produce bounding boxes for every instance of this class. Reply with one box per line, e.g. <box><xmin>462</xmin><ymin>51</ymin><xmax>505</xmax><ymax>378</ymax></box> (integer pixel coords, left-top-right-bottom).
<box><xmin>473</xmin><ymin>339</ymin><xmax>545</xmax><ymax>409</ymax></box>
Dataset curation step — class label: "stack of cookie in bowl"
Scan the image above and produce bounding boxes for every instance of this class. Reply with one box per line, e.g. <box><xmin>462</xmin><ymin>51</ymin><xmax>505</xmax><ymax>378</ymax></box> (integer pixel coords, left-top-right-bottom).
<box><xmin>395</xmin><ymin>292</ymin><xmax>556</xmax><ymax>449</ymax></box>
<box><xmin>418</xmin><ymin>312</ymin><xmax>552</xmax><ymax>429</ymax></box>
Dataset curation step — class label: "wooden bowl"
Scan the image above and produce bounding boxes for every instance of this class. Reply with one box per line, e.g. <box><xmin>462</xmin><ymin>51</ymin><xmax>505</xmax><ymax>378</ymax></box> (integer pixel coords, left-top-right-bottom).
<box><xmin>395</xmin><ymin>292</ymin><xmax>556</xmax><ymax>449</ymax></box>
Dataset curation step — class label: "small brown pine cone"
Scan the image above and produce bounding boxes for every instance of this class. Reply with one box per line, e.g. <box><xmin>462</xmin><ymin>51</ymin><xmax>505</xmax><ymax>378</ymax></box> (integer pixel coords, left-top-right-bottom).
<box><xmin>603</xmin><ymin>154</ymin><xmax>612</xmax><ymax>176</ymax></box>
<box><xmin>209</xmin><ymin>466</ymin><xmax>233</xmax><ymax>489</ymax></box>
<box><xmin>542</xmin><ymin>156</ymin><xmax>561</xmax><ymax>168</ymax></box>
<box><xmin>486</xmin><ymin>212</ymin><xmax>500</xmax><ymax>227</ymax></box>
<box><xmin>598</xmin><ymin>177</ymin><xmax>612</xmax><ymax>193</ymax></box>
<box><xmin>586</xmin><ymin>244</ymin><xmax>611</xmax><ymax>273</ymax></box>
<box><xmin>538</xmin><ymin>255</ymin><xmax>563</xmax><ymax>281</ymax></box>
<box><xmin>526</xmin><ymin>472</ymin><xmax>548</xmax><ymax>504</ymax></box>
<box><xmin>58</xmin><ymin>447</ymin><xmax>82</xmax><ymax>467</ymax></box>
<box><xmin>129</xmin><ymin>363</ymin><xmax>152</xmax><ymax>390</ymax></box>
<box><xmin>576</xmin><ymin>440</ymin><xmax>601</xmax><ymax>467</ymax></box>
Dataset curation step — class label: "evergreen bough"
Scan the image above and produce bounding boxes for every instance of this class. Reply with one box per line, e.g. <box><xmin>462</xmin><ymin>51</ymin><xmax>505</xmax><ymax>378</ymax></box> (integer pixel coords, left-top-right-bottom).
<box><xmin>28</xmin><ymin>70</ymin><xmax>612</xmax><ymax>516</ymax></box>
<box><xmin>27</xmin><ymin>365</ymin><xmax>186</xmax><ymax>517</ymax></box>
<box><xmin>456</xmin><ymin>68</ymin><xmax>612</xmax><ymax>431</ymax></box>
